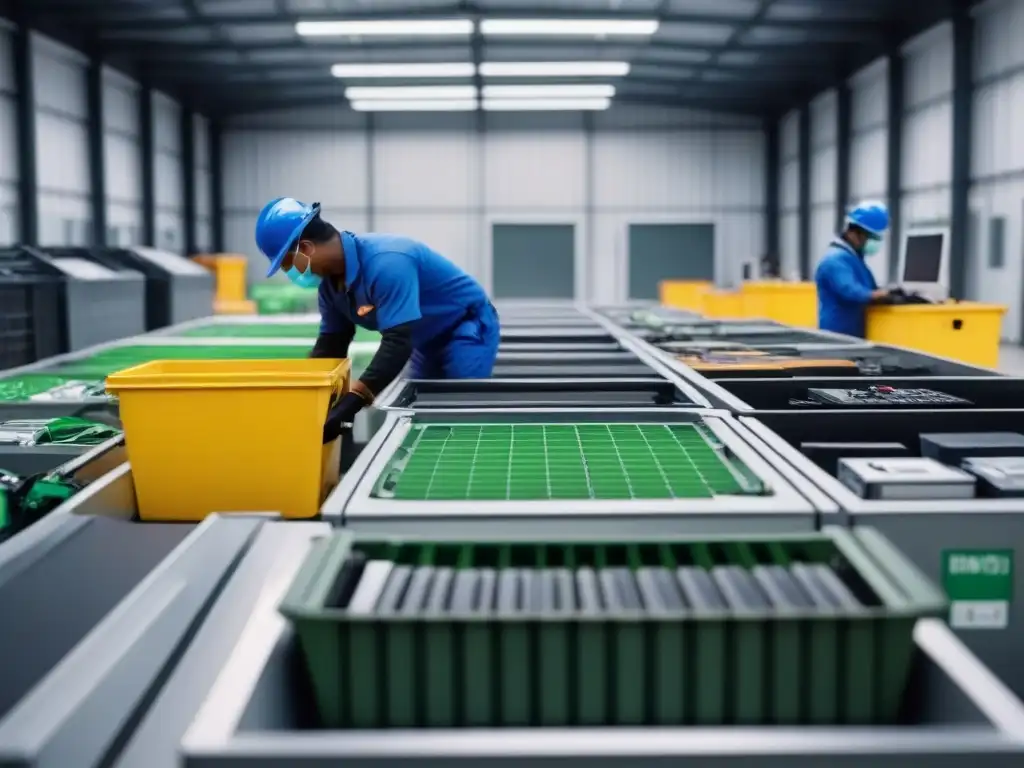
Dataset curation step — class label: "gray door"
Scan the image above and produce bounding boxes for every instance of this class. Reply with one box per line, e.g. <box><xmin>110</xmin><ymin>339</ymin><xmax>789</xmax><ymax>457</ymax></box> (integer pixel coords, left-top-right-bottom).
<box><xmin>491</xmin><ymin>223</ymin><xmax>575</xmax><ymax>299</ymax></box>
<box><xmin>628</xmin><ymin>223</ymin><xmax>715</xmax><ymax>299</ymax></box>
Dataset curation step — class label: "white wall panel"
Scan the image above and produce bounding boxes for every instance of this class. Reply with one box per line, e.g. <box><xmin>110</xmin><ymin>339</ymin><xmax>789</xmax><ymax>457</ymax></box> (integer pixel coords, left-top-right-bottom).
<box><xmin>0</xmin><ymin>28</ymin><xmax>18</xmax><ymax>241</ymax></box>
<box><xmin>101</xmin><ymin>67</ymin><xmax>142</xmax><ymax>242</ymax></box>
<box><xmin>903</xmin><ymin>23</ymin><xmax>954</xmax><ymax>107</ymax></box>
<box><xmin>780</xmin><ymin>211</ymin><xmax>800</xmax><ymax>279</ymax></box>
<box><xmin>223</xmin><ymin>105</ymin><xmax>765</xmax><ymax>299</ymax></box>
<box><xmin>151</xmin><ymin>91</ymin><xmax>184</xmax><ymax>252</ymax></box>
<box><xmin>32</xmin><ymin>33</ymin><xmax>89</xmax><ymax>245</ymax></box>
<box><xmin>811</xmin><ymin>146</ymin><xmax>836</xmax><ymax>205</ymax></box>
<box><xmin>780</xmin><ymin>109</ymin><xmax>799</xmax><ymax>160</ymax></box>
<box><xmin>902</xmin><ymin>102</ymin><xmax>953</xmax><ymax>190</ymax></box>
<box><xmin>849</xmin><ymin>129</ymin><xmax>888</xmax><ymax>201</ymax></box>
<box><xmin>850</xmin><ymin>58</ymin><xmax>888</xmax><ymax>130</ymax></box>
<box><xmin>193</xmin><ymin>114</ymin><xmax>212</xmax><ymax>251</ymax></box>
<box><xmin>971</xmin><ymin>0</ymin><xmax>1024</xmax><ymax>338</ymax></box>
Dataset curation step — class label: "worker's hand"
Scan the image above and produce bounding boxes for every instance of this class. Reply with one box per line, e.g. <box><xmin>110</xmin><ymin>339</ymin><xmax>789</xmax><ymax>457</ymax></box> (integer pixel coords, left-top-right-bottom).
<box><xmin>323</xmin><ymin>392</ymin><xmax>367</xmax><ymax>443</ymax></box>
<box><xmin>870</xmin><ymin>288</ymin><xmax>890</xmax><ymax>301</ymax></box>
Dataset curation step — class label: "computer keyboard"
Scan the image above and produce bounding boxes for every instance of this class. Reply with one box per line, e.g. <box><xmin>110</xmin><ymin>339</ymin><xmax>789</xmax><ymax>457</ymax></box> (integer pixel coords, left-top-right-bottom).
<box><xmin>806</xmin><ymin>386</ymin><xmax>972</xmax><ymax>407</ymax></box>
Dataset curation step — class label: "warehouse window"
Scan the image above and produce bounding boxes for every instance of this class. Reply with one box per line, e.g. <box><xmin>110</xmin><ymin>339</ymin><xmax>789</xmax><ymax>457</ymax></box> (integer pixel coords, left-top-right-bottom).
<box><xmin>627</xmin><ymin>223</ymin><xmax>715</xmax><ymax>300</ymax></box>
<box><xmin>988</xmin><ymin>216</ymin><xmax>1005</xmax><ymax>269</ymax></box>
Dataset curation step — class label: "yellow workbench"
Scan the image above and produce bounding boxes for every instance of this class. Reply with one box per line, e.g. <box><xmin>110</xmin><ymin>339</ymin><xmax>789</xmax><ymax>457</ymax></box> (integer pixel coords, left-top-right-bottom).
<box><xmin>699</xmin><ymin>289</ymin><xmax>745</xmax><ymax>319</ymax></box>
<box><xmin>740</xmin><ymin>281</ymin><xmax>817</xmax><ymax>327</ymax></box>
<box><xmin>659</xmin><ymin>280</ymin><xmax>712</xmax><ymax>311</ymax></box>
<box><xmin>866</xmin><ymin>301</ymin><xmax>1006</xmax><ymax>369</ymax></box>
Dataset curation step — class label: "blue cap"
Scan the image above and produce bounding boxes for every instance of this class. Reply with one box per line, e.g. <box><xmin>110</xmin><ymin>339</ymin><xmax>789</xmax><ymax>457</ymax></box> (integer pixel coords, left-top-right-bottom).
<box><xmin>845</xmin><ymin>200</ymin><xmax>890</xmax><ymax>237</ymax></box>
<box><xmin>254</xmin><ymin>197</ymin><xmax>320</xmax><ymax>278</ymax></box>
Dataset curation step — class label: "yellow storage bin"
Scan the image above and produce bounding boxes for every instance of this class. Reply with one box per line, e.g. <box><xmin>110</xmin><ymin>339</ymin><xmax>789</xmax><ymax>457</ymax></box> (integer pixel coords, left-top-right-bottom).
<box><xmin>106</xmin><ymin>358</ymin><xmax>350</xmax><ymax>522</ymax></box>
<box><xmin>192</xmin><ymin>253</ymin><xmax>249</xmax><ymax>303</ymax></box>
<box><xmin>659</xmin><ymin>280</ymin><xmax>712</xmax><ymax>311</ymax></box>
<box><xmin>866</xmin><ymin>302</ymin><xmax>1006</xmax><ymax>369</ymax></box>
<box><xmin>700</xmin><ymin>290</ymin><xmax>745</xmax><ymax>319</ymax></box>
<box><xmin>741</xmin><ymin>281</ymin><xmax>818</xmax><ymax>327</ymax></box>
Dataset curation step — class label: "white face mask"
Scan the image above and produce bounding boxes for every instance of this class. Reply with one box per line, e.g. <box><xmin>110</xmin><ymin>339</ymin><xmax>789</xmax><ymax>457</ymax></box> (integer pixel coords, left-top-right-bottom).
<box><xmin>863</xmin><ymin>239</ymin><xmax>882</xmax><ymax>257</ymax></box>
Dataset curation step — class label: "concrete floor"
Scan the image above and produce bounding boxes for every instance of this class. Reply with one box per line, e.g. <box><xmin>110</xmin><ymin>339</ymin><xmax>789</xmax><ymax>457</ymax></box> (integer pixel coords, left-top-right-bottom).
<box><xmin>1000</xmin><ymin>344</ymin><xmax>1024</xmax><ymax>375</ymax></box>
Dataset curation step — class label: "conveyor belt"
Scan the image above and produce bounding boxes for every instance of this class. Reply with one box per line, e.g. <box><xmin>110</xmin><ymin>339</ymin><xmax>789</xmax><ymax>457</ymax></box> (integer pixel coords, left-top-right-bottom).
<box><xmin>491</xmin><ymin>363</ymin><xmax>654</xmax><ymax>378</ymax></box>
<box><xmin>0</xmin><ymin>517</ymin><xmax>193</xmax><ymax>719</ymax></box>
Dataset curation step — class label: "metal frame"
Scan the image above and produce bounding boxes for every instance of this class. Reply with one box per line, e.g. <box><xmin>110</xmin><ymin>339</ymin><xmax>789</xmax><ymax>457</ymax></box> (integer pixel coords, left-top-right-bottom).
<box><xmin>321</xmin><ymin>407</ymin><xmax>819</xmax><ymax>537</ymax></box>
<box><xmin>699</xmin><ymin>375</ymin><xmax>1024</xmax><ymax>414</ymax></box>
<box><xmin>174</xmin><ymin>522</ymin><xmax>1024</xmax><ymax>767</ymax></box>
<box><xmin>733</xmin><ymin>412</ymin><xmax>1024</xmax><ymax>701</ymax></box>
<box><xmin>373</xmin><ymin>376</ymin><xmax>704</xmax><ymax>411</ymax></box>
<box><xmin>0</xmin><ymin>515</ymin><xmax>272</xmax><ymax>768</ymax></box>
<box><xmin>0</xmin><ymin>437</ymin><xmax>128</xmax><ymax>589</ymax></box>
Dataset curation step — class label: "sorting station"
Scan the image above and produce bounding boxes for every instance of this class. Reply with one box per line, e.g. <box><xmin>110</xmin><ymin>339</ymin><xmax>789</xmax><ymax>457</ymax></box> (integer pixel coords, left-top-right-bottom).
<box><xmin>2</xmin><ymin>297</ymin><xmax>1024</xmax><ymax>766</ymax></box>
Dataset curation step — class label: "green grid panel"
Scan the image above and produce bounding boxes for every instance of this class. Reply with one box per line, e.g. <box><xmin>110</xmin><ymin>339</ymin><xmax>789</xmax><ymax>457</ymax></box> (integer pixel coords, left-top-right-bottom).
<box><xmin>181</xmin><ymin>324</ymin><xmax>380</xmax><ymax>342</ymax></box>
<box><xmin>377</xmin><ymin>423</ymin><xmax>755</xmax><ymax>502</ymax></box>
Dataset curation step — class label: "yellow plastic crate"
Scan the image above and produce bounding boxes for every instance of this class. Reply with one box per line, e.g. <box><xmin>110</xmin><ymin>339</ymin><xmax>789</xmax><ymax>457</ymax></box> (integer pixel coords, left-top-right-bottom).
<box><xmin>741</xmin><ymin>281</ymin><xmax>817</xmax><ymax>327</ymax></box>
<box><xmin>106</xmin><ymin>358</ymin><xmax>350</xmax><ymax>522</ymax></box>
<box><xmin>699</xmin><ymin>289</ymin><xmax>745</xmax><ymax>319</ymax></box>
<box><xmin>866</xmin><ymin>302</ymin><xmax>1006</xmax><ymax>369</ymax></box>
<box><xmin>659</xmin><ymin>280</ymin><xmax>711</xmax><ymax>311</ymax></box>
<box><xmin>192</xmin><ymin>253</ymin><xmax>249</xmax><ymax>302</ymax></box>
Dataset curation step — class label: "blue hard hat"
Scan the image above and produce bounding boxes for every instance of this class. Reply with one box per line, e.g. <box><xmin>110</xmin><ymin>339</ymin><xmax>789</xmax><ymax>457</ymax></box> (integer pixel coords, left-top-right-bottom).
<box><xmin>254</xmin><ymin>197</ymin><xmax>320</xmax><ymax>278</ymax></box>
<box><xmin>845</xmin><ymin>200</ymin><xmax>889</xmax><ymax>237</ymax></box>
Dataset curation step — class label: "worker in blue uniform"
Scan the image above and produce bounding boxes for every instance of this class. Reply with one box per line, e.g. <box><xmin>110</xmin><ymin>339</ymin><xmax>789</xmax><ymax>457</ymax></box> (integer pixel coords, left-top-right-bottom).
<box><xmin>815</xmin><ymin>200</ymin><xmax>892</xmax><ymax>338</ymax></box>
<box><xmin>255</xmin><ymin>197</ymin><xmax>500</xmax><ymax>442</ymax></box>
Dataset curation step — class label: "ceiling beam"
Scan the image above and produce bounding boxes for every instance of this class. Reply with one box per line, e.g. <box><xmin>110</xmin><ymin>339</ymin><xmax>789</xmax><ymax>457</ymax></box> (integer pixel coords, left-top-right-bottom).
<box><xmin>212</xmin><ymin>90</ymin><xmax>769</xmax><ymax>119</ymax></box>
<box><xmin>92</xmin><ymin>37</ymin><xmax>863</xmax><ymax>60</ymax></box>
<box><xmin>49</xmin><ymin>6</ymin><xmax>888</xmax><ymax>36</ymax></box>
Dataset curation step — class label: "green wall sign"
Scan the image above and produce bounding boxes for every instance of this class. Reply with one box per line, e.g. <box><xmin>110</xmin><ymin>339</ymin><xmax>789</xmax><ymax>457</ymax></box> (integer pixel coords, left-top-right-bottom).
<box><xmin>942</xmin><ymin>549</ymin><xmax>1013</xmax><ymax>630</ymax></box>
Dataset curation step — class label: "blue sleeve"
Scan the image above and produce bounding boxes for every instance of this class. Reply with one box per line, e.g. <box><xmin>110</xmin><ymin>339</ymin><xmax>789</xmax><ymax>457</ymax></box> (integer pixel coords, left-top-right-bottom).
<box><xmin>370</xmin><ymin>252</ymin><xmax>423</xmax><ymax>330</ymax></box>
<box><xmin>318</xmin><ymin>285</ymin><xmax>354</xmax><ymax>336</ymax></box>
<box><xmin>818</xmin><ymin>258</ymin><xmax>873</xmax><ymax>304</ymax></box>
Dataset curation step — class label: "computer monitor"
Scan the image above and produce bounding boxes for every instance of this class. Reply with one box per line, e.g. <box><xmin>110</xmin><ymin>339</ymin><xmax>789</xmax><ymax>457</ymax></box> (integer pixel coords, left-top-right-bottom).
<box><xmin>898</xmin><ymin>227</ymin><xmax>949</xmax><ymax>301</ymax></box>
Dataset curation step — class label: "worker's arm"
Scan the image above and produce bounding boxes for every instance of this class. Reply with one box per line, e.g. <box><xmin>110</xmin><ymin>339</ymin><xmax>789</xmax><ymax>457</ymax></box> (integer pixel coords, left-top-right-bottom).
<box><xmin>322</xmin><ymin>254</ymin><xmax>421</xmax><ymax>442</ymax></box>
<box><xmin>311</xmin><ymin>286</ymin><xmax>356</xmax><ymax>359</ymax></box>
<box><xmin>819</xmin><ymin>259</ymin><xmax>877</xmax><ymax>304</ymax></box>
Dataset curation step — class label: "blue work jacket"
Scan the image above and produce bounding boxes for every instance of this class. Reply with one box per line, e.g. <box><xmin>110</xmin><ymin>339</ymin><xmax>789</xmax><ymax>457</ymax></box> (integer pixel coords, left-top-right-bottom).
<box><xmin>814</xmin><ymin>238</ymin><xmax>877</xmax><ymax>338</ymax></box>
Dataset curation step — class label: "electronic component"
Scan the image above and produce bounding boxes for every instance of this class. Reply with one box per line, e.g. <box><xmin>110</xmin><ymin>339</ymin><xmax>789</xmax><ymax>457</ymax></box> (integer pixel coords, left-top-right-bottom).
<box><xmin>807</xmin><ymin>386</ymin><xmax>972</xmax><ymax>407</ymax></box>
<box><xmin>799</xmin><ymin>442</ymin><xmax>910</xmax><ymax>476</ymax></box>
<box><xmin>837</xmin><ymin>457</ymin><xmax>976</xmax><ymax>500</ymax></box>
<box><xmin>961</xmin><ymin>457</ymin><xmax>1024</xmax><ymax>498</ymax></box>
<box><xmin>920</xmin><ymin>432</ymin><xmax>1024</xmax><ymax>465</ymax></box>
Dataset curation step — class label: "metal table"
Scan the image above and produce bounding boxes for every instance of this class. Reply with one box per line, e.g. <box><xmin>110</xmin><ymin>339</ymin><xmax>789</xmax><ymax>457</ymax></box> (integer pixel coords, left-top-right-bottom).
<box><xmin>322</xmin><ymin>408</ymin><xmax>820</xmax><ymax>537</ymax></box>
<box><xmin>111</xmin><ymin>523</ymin><xmax>1024</xmax><ymax>768</ymax></box>
<box><xmin>736</xmin><ymin>408</ymin><xmax>1024</xmax><ymax>702</ymax></box>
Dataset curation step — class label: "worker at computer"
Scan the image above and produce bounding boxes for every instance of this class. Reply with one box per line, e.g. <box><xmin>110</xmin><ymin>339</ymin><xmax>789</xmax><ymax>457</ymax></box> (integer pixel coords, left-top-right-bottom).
<box><xmin>814</xmin><ymin>201</ymin><xmax>891</xmax><ymax>338</ymax></box>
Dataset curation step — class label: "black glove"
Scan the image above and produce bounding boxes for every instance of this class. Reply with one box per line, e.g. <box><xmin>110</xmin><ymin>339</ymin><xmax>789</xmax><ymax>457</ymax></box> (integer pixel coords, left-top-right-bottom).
<box><xmin>323</xmin><ymin>392</ymin><xmax>367</xmax><ymax>444</ymax></box>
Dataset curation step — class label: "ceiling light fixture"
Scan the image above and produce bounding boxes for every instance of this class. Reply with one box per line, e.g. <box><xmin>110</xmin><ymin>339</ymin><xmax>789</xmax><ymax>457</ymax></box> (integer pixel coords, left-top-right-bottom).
<box><xmin>482</xmin><ymin>83</ymin><xmax>615</xmax><ymax>99</ymax></box>
<box><xmin>296</xmin><ymin>19</ymin><xmax>473</xmax><ymax>37</ymax></box>
<box><xmin>349</xmin><ymin>99</ymin><xmax>479</xmax><ymax>112</ymax></box>
<box><xmin>479</xmin><ymin>61</ymin><xmax>630</xmax><ymax>77</ymax></box>
<box><xmin>482</xmin><ymin>98</ymin><xmax>612</xmax><ymax>111</ymax></box>
<box><xmin>345</xmin><ymin>85</ymin><xmax>478</xmax><ymax>100</ymax></box>
<box><xmin>480</xmin><ymin>19</ymin><xmax>659</xmax><ymax>36</ymax></box>
<box><xmin>331</xmin><ymin>63</ymin><xmax>475</xmax><ymax>78</ymax></box>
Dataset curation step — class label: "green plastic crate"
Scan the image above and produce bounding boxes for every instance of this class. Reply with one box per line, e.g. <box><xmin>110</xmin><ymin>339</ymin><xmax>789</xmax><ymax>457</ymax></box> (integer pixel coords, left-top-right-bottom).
<box><xmin>281</xmin><ymin>527</ymin><xmax>946</xmax><ymax>730</ymax></box>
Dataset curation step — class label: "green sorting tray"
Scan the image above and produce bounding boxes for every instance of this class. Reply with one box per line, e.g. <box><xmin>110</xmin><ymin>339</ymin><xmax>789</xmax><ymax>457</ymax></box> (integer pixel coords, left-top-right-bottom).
<box><xmin>281</xmin><ymin>527</ymin><xmax>946</xmax><ymax>729</ymax></box>
<box><xmin>180</xmin><ymin>323</ymin><xmax>380</xmax><ymax>342</ymax></box>
<box><xmin>373</xmin><ymin>422</ymin><xmax>764</xmax><ymax>501</ymax></box>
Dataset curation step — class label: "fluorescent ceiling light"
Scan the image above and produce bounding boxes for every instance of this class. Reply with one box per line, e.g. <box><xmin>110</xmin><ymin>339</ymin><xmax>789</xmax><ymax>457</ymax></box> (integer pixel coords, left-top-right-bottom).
<box><xmin>349</xmin><ymin>99</ymin><xmax>478</xmax><ymax>112</ymax></box>
<box><xmin>345</xmin><ymin>85</ymin><xmax>477</xmax><ymax>100</ymax></box>
<box><xmin>483</xmin><ymin>98</ymin><xmax>611</xmax><ymax>111</ymax></box>
<box><xmin>331</xmin><ymin>63</ymin><xmax>475</xmax><ymax>78</ymax></box>
<box><xmin>482</xmin><ymin>83</ymin><xmax>615</xmax><ymax>99</ymax></box>
<box><xmin>480</xmin><ymin>19</ymin><xmax>658</xmax><ymax>36</ymax></box>
<box><xmin>479</xmin><ymin>61</ymin><xmax>630</xmax><ymax>77</ymax></box>
<box><xmin>296</xmin><ymin>19</ymin><xmax>473</xmax><ymax>37</ymax></box>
